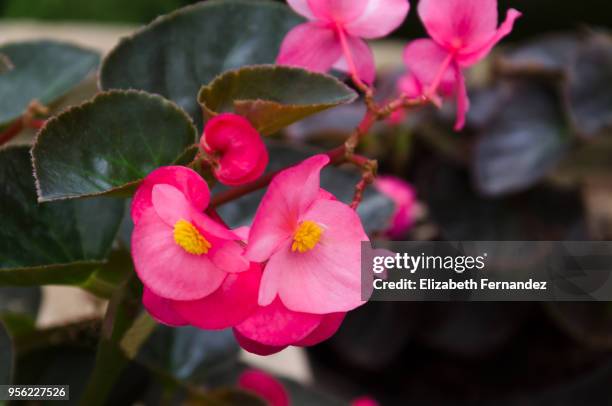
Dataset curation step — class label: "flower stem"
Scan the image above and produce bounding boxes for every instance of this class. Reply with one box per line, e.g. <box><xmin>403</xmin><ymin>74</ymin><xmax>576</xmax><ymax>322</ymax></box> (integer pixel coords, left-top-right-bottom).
<box><xmin>424</xmin><ymin>51</ymin><xmax>455</xmax><ymax>105</ymax></box>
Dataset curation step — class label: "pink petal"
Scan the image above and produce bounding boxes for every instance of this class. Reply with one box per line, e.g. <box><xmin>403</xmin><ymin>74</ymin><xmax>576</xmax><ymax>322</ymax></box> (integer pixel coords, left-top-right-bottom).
<box><xmin>307</xmin><ymin>0</ymin><xmax>369</xmax><ymax>24</ymax></box>
<box><xmin>202</xmin><ymin>114</ymin><xmax>268</xmax><ymax>186</ymax></box>
<box><xmin>397</xmin><ymin>73</ymin><xmax>423</xmax><ymax>99</ymax></box>
<box><xmin>333</xmin><ymin>34</ymin><xmax>376</xmax><ymax>84</ymax></box>
<box><xmin>287</xmin><ymin>0</ymin><xmax>314</xmax><ymax>19</ymax></box>
<box><xmin>453</xmin><ymin>63</ymin><xmax>470</xmax><ymax>131</ymax></box>
<box><xmin>418</xmin><ymin>0</ymin><xmax>498</xmax><ymax>52</ymax></box>
<box><xmin>208</xmin><ymin>238</ymin><xmax>249</xmax><ymax>273</ymax></box>
<box><xmin>192</xmin><ymin>211</ymin><xmax>241</xmax><ymax>241</ymax></box>
<box><xmin>457</xmin><ymin>9</ymin><xmax>523</xmax><ymax>66</ymax></box>
<box><xmin>257</xmin><ymin>244</ymin><xmax>286</xmax><ymax>307</ymax></box>
<box><xmin>234</xmin><ymin>298</ymin><xmax>323</xmax><ymax>347</ymax></box>
<box><xmin>233</xmin><ymin>330</ymin><xmax>287</xmax><ymax>356</ymax></box>
<box><xmin>172</xmin><ymin>263</ymin><xmax>262</xmax><ymax>329</ymax></box>
<box><xmin>232</xmin><ymin>226</ymin><xmax>250</xmax><ymax>242</ymax></box>
<box><xmin>142</xmin><ymin>287</ymin><xmax>188</xmax><ymax>327</ymax></box>
<box><xmin>403</xmin><ymin>39</ymin><xmax>456</xmax><ymax>97</ymax></box>
<box><xmin>295</xmin><ymin>312</ymin><xmax>346</xmax><ymax>346</ymax></box>
<box><xmin>151</xmin><ymin>184</ymin><xmax>193</xmax><ymax>226</ymax></box>
<box><xmin>317</xmin><ymin>188</ymin><xmax>336</xmax><ymax>201</ymax></box>
<box><xmin>277</xmin><ymin>23</ymin><xmax>342</xmax><ymax>74</ymax></box>
<box><xmin>131</xmin><ymin>166</ymin><xmax>210</xmax><ymax>225</ymax></box>
<box><xmin>245</xmin><ymin>154</ymin><xmax>330</xmax><ymax>263</ymax></box>
<box><xmin>345</xmin><ymin>0</ymin><xmax>410</xmax><ymax>39</ymax></box>
<box><xmin>131</xmin><ymin>208</ymin><xmax>227</xmax><ymax>300</ymax></box>
<box><xmin>152</xmin><ymin>185</ymin><xmax>243</xmax><ymax>249</ymax></box>
<box><xmin>238</xmin><ymin>370</ymin><xmax>290</xmax><ymax>406</ymax></box>
<box><xmin>267</xmin><ymin>199</ymin><xmax>368</xmax><ymax>314</ymax></box>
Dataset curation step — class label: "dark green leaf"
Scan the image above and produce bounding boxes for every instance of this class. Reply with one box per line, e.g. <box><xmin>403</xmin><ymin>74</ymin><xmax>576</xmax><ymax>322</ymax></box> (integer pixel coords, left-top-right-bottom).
<box><xmin>0</xmin><ymin>146</ymin><xmax>124</xmax><ymax>285</ymax></box>
<box><xmin>216</xmin><ymin>143</ymin><xmax>394</xmax><ymax>234</ymax></box>
<box><xmin>0</xmin><ymin>40</ymin><xmax>99</xmax><ymax>126</ymax></box>
<box><xmin>100</xmin><ymin>0</ymin><xmax>304</xmax><ymax>127</ymax></box>
<box><xmin>567</xmin><ymin>33</ymin><xmax>612</xmax><ymax>138</ymax></box>
<box><xmin>32</xmin><ymin>90</ymin><xmax>198</xmax><ymax>201</ymax></box>
<box><xmin>473</xmin><ymin>82</ymin><xmax>569</xmax><ymax>196</ymax></box>
<box><xmin>199</xmin><ymin>65</ymin><xmax>357</xmax><ymax>135</ymax></box>
<box><xmin>0</xmin><ymin>321</ymin><xmax>13</xmax><ymax>384</ymax></box>
<box><xmin>138</xmin><ymin>326</ymin><xmax>239</xmax><ymax>383</ymax></box>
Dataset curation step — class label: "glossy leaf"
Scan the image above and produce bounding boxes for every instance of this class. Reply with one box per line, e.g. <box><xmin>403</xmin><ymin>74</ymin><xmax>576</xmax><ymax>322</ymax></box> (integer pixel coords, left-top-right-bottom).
<box><xmin>0</xmin><ymin>146</ymin><xmax>124</xmax><ymax>285</ymax></box>
<box><xmin>100</xmin><ymin>0</ymin><xmax>304</xmax><ymax>127</ymax></box>
<box><xmin>32</xmin><ymin>90</ymin><xmax>198</xmax><ymax>201</ymax></box>
<box><xmin>216</xmin><ymin>143</ymin><xmax>395</xmax><ymax>234</ymax></box>
<box><xmin>473</xmin><ymin>82</ymin><xmax>569</xmax><ymax>196</ymax></box>
<box><xmin>0</xmin><ymin>321</ymin><xmax>13</xmax><ymax>384</ymax></box>
<box><xmin>199</xmin><ymin>65</ymin><xmax>357</xmax><ymax>135</ymax></box>
<box><xmin>138</xmin><ymin>326</ymin><xmax>239</xmax><ymax>382</ymax></box>
<box><xmin>567</xmin><ymin>34</ymin><xmax>612</xmax><ymax>138</ymax></box>
<box><xmin>0</xmin><ymin>40</ymin><xmax>99</xmax><ymax>126</ymax></box>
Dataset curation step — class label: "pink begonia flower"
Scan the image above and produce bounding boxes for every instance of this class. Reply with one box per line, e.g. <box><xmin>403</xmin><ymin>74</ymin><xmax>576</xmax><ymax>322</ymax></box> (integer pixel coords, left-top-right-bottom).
<box><xmin>131</xmin><ymin>166</ymin><xmax>249</xmax><ymax>302</ymax></box>
<box><xmin>238</xmin><ymin>370</ymin><xmax>290</xmax><ymax>406</ymax></box>
<box><xmin>201</xmin><ymin>113</ymin><xmax>268</xmax><ymax>186</ymax></box>
<box><xmin>245</xmin><ymin>154</ymin><xmax>368</xmax><ymax>314</ymax></box>
<box><xmin>374</xmin><ymin>175</ymin><xmax>416</xmax><ymax>239</ymax></box>
<box><xmin>277</xmin><ymin>0</ymin><xmax>410</xmax><ymax>84</ymax></box>
<box><xmin>400</xmin><ymin>0</ymin><xmax>521</xmax><ymax>130</ymax></box>
<box><xmin>234</xmin><ymin>297</ymin><xmax>346</xmax><ymax>355</ymax></box>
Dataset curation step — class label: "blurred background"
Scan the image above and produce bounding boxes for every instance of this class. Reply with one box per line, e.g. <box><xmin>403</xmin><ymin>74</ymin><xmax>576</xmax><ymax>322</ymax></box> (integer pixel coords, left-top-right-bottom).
<box><xmin>2</xmin><ymin>0</ymin><xmax>612</xmax><ymax>405</ymax></box>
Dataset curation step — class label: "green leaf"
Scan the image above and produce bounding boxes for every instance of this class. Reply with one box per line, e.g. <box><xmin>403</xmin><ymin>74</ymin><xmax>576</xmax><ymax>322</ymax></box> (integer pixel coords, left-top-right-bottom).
<box><xmin>138</xmin><ymin>326</ymin><xmax>239</xmax><ymax>383</ymax></box>
<box><xmin>0</xmin><ymin>146</ymin><xmax>124</xmax><ymax>285</ymax></box>
<box><xmin>198</xmin><ymin>65</ymin><xmax>357</xmax><ymax>135</ymax></box>
<box><xmin>0</xmin><ymin>321</ymin><xmax>13</xmax><ymax>385</ymax></box>
<box><xmin>32</xmin><ymin>90</ymin><xmax>198</xmax><ymax>201</ymax></box>
<box><xmin>216</xmin><ymin>143</ymin><xmax>394</xmax><ymax>234</ymax></box>
<box><xmin>0</xmin><ymin>40</ymin><xmax>99</xmax><ymax>126</ymax></box>
<box><xmin>100</xmin><ymin>0</ymin><xmax>304</xmax><ymax>127</ymax></box>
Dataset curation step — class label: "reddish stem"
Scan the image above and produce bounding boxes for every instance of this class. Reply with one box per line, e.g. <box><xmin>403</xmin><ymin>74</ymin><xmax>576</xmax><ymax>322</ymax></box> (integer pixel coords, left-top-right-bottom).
<box><xmin>27</xmin><ymin>119</ymin><xmax>46</xmax><ymax>130</ymax></box>
<box><xmin>0</xmin><ymin>120</ymin><xmax>25</xmax><ymax>145</ymax></box>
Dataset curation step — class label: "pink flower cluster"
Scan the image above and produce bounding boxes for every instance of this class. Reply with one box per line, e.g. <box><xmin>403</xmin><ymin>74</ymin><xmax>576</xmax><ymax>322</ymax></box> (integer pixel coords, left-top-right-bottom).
<box><xmin>277</xmin><ymin>0</ymin><xmax>521</xmax><ymax>131</ymax></box>
<box><xmin>399</xmin><ymin>0</ymin><xmax>521</xmax><ymax>130</ymax></box>
<box><xmin>131</xmin><ymin>115</ymin><xmax>368</xmax><ymax>354</ymax></box>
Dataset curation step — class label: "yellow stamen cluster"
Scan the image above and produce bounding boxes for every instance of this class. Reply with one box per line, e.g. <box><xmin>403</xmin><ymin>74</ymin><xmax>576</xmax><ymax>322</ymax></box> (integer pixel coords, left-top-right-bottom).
<box><xmin>292</xmin><ymin>221</ymin><xmax>323</xmax><ymax>253</ymax></box>
<box><xmin>173</xmin><ymin>219</ymin><xmax>211</xmax><ymax>255</ymax></box>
